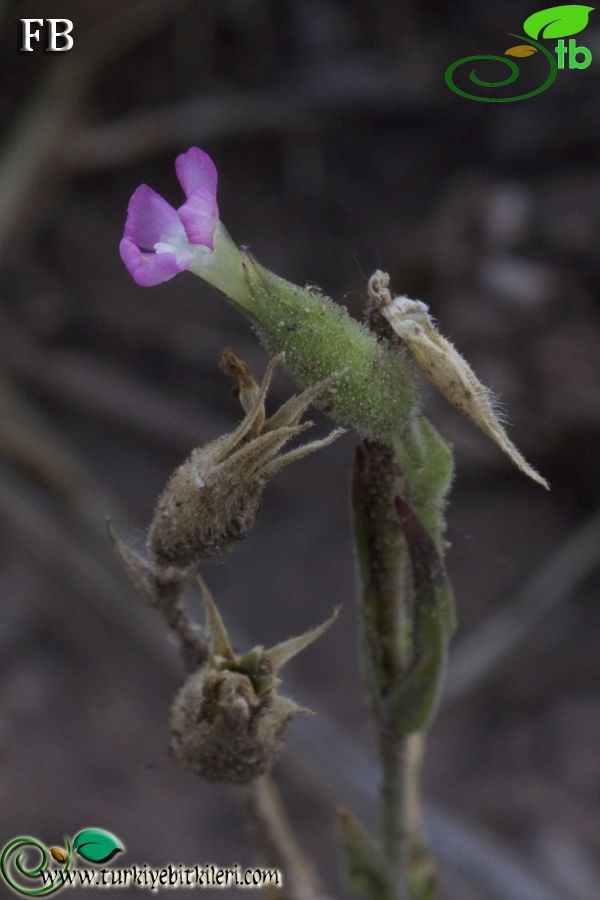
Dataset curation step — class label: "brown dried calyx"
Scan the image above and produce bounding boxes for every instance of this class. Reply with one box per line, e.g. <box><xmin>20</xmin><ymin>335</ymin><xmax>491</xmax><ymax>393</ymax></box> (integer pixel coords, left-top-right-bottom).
<box><xmin>170</xmin><ymin>576</ymin><xmax>339</xmax><ymax>784</ymax></box>
<box><xmin>369</xmin><ymin>270</ymin><xmax>549</xmax><ymax>490</ymax></box>
<box><xmin>148</xmin><ymin>349</ymin><xmax>345</xmax><ymax>567</ymax></box>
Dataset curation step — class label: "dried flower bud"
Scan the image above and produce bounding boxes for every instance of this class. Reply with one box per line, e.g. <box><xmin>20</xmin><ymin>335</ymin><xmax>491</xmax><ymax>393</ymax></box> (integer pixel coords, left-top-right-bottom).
<box><xmin>148</xmin><ymin>351</ymin><xmax>344</xmax><ymax>567</ymax></box>
<box><xmin>369</xmin><ymin>270</ymin><xmax>549</xmax><ymax>489</ymax></box>
<box><xmin>170</xmin><ymin>577</ymin><xmax>339</xmax><ymax>783</ymax></box>
<box><xmin>170</xmin><ymin>667</ymin><xmax>299</xmax><ymax>784</ymax></box>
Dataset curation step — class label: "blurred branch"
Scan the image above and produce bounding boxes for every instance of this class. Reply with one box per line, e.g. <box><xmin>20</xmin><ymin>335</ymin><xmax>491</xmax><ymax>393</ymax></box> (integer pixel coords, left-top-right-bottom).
<box><xmin>243</xmin><ymin>775</ymin><xmax>334</xmax><ymax>900</ymax></box>
<box><xmin>0</xmin><ymin>0</ymin><xmax>194</xmax><ymax>254</ymax></box>
<box><xmin>67</xmin><ymin>55</ymin><xmax>435</xmax><ymax>170</ymax></box>
<box><xmin>0</xmin><ymin>373</ymin><xmax>91</xmax><ymax>506</ymax></box>
<box><xmin>445</xmin><ymin>506</ymin><xmax>600</xmax><ymax>703</ymax></box>
<box><xmin>0</xmin><ymin>465</ymin><xmax>177</xmax><ymax>671</ymax></box>
<box><xmin>78</xmin><ymin>0</ymin><xmax>194</xmax><ymax>74</ymax></box>
<box><xmin>0</xmin><ymin>315</ymin><xmax>225</xmax><ymax>451</ymax></box>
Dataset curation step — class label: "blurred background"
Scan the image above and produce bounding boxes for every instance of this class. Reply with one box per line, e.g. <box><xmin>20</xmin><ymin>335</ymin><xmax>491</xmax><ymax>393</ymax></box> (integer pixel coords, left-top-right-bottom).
<box><xmin>1</xmin><ymin>1</ymin><xmax>599</xmax><ymax>897</ymax></box>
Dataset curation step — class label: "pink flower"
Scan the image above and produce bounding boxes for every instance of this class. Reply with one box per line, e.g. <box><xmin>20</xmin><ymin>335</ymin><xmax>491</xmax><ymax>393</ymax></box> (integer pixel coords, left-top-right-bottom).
<box><xmin>119</xmin><ymin>148</ymin><xmax>219</xmax><ymax>287</ymax></box>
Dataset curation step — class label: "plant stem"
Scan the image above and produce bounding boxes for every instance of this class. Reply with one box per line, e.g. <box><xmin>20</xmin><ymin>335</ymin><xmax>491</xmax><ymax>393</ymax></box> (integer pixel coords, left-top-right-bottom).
<box><xmin>405</xmin><ymin>733</ymin><xmax>437</xmax><ymax>898</ymax></box>
<box><xmin>406</xmin><ymin>733</ymin><xmax>425</xmax><ymax>857</ymax></box>
<box><xmin>380</xmin><ymin>731</ymin><xmax>410</xmax><ymax>885</ymax></box>
<box><xmin>243</xmin><ymin>774</ymin><xmax>331</xmax><ymax>900</ymax></box>
<box><xmin>349</xmin><ymin>273</ymin><xmax>454</xmax><ymax>899</ymax></box>
<box><xmin>353</xmin><ymin>440</ymin><xmax>413</xmax><ymax>898</ymax></box>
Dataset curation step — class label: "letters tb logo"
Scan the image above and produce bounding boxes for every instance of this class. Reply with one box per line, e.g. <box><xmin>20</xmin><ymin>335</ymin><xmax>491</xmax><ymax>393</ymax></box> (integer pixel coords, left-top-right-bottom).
<box><xmin>20</xmin><ymin>19</ymin><xmax>74</xmax><ymax>52</ymax></box>
<box><xmin>555</xmin><ymin>37</ymin><xmax>592</xmax><ymax>67</ymax></box>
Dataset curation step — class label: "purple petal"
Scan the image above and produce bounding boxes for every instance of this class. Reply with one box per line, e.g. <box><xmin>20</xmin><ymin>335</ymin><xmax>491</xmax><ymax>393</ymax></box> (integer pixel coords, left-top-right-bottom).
<box><xmin>119</xmin><ymin>237</ymin><xmax>186</xmax><ymax>287</ymax></box>
<box><xmin>123</xmin><ymin>185</ymin><xmax>187</xmax><ymax>250</ymax></box>
<box><xmin>175</xmin><ymin>148</ymin><xmax>218</xmax><ymax>200</ymax></box>
<box><xmin>178</xmin><ymin>186</ymin><xmax>219</xmax><ymax>248</ymax></box>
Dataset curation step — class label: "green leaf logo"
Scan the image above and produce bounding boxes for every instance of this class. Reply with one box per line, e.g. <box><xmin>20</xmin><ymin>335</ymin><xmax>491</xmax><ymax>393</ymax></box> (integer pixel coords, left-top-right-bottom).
<box><xmin>523</xmin><ymin>5</ymin><xmax>594</xmax><ymax>39</ymax></box>
<box><xmin>72</xmin><ymin>829</ymin><xmax>123</xmax><ymax>864</ymax></box>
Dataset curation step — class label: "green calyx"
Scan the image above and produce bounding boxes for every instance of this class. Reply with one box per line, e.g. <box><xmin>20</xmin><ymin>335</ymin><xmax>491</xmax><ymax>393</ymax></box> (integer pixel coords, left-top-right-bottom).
<box><xmin>190</xmin><ymin>242</ymin><xmax>419</xmax><ymax>442</ymax></box>
<box><xmin>242</xmin><ymin>258</ymin><xmax>418</xmax><ymax>442</ymax></box>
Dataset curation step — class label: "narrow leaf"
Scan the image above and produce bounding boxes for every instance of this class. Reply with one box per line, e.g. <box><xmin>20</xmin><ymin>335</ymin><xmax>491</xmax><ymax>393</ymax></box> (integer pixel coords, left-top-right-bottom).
<box><xmin>384</xmin><ymin>498</ymin><xmax>455</xmax><ymax>737</ymax></box>
<box><xmin>263</xmin><ymin>607</ymin><xmax>340</xmax><ymax>673</ymax></box>
<box><xmin>197</xmin><ymin>573</ymin><xmax>235</xmax><ymax>659</ymax></box>
<box><xmin>523</xmin><ymin>5</ymin><xmax>593</xmax><ymax>39</ymax></box>
<box><xmin>72</xmin><ymin>828</ymin><xmax>122</xmax><ymax>864</ymax></box>
<box><xmin>107</xmin><ymin>522</ymin><xmax>157</xmax><ymax>606</ymax></box>
<box><xmin>394</xmin><ymin>417</ymin><xmax>453</xmax><ymax>553</ymax></box>
<box><xmin>338</xmin><ymin>808</ymin><xmax>402</xmax><ymax>900</ymax></box>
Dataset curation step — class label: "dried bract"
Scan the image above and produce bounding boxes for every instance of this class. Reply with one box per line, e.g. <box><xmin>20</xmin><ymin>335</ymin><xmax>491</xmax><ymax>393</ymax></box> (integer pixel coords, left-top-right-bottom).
<box><xmin>369</xmin><ymin>271</ymin><xmax>549</xmax><ymax>490</ymax></box>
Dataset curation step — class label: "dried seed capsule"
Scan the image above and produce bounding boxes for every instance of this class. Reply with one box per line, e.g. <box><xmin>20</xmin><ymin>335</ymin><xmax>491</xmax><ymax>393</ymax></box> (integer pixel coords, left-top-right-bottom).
<box><xmin>169</xmin><ymin>577</ymin><xmax>338</xmax><ymax>784</ymax></box>
<box><xmin>148</xmin><ymin>350</ymin><xmax>344</xmax><ymax>566</ymax></box>
<box><xmin>170</xmin><ymin>667</ymin><xmax>300</xmax><ymax>784</ymax></box>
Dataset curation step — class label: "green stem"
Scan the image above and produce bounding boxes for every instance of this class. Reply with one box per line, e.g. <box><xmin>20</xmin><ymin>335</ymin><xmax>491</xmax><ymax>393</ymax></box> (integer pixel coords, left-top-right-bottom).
<box><xmin>405</xmin><ymin>733</ymin><xmax>437</xmax><ymax>899</ymax></box>
<box><xmin>353</xmin><ymin>441</ymin><xmax>413</xmax><ymax>898</ymax></box>
<box><xmin>380</xmin><ymin>732</ymin><xmax>410</xmax><ymax>891</ymax></box>
<box><xmin>353</xmin><ymin>442</ymin><xmax>413</xmax><ymax>699</ymax></box>
<box><xmin>350</xmin><ymin>287</ymin><xmax>455</xmax><ymax>900</ymax></box>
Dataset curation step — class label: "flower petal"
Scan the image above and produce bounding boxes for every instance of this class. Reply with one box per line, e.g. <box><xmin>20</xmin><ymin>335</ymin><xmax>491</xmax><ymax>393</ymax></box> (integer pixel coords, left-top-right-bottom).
<box><xmin>123</xmin><ymin>185</ymin><xmax>187</xmax><ymax>250</ymax></box>
<box><xmin>119</xmin><ymin>237</ymin><xmax>186</xmax><ymax>287</ymax></box>
<box><xmin>175</xmin><ymin>148</ymin><xmax>218</xmax><ymax>200</ymax></box>
<box><xmin>178</xmin><ymin>186</ymin><xmax>219</xmax><ymax>248</ymax></box>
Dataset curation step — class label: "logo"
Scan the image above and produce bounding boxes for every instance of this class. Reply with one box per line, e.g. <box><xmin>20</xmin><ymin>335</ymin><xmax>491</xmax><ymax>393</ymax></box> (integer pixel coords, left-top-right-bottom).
<box><xmin>445</xmin><ymin>4</ymin><xmax>594</xmax><ymax>101</ymax></box>
<box><xmin>0</xmin><ymin>829</ymin><xmax>281</xmax><ymax>895</ymax></box>
<box><xmin>19</xmin><ymin>19</ymin><xmax>74</xmax><ymax>52</ymax></box>
<box><xmin>0</xmin><ymin>829</ymin><xmax>123</xmax><ymax>896</ymax></box>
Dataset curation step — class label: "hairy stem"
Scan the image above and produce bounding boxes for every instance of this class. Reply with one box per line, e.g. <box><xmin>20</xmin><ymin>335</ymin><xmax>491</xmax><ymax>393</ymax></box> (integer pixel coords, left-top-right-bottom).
<box><xmin>348</xmin><ymin>275</ymin><xmax>454</xmax><ymax>899</ymax></box>
<box><xmin>353</xmin><ymin>441</ymin><xmax>413</xmax><ymax>897</ymax></box>
<box><xmin>380</xmin><ymin>732</ymin><xmax>410</xmax><ymax>887</ymax></box>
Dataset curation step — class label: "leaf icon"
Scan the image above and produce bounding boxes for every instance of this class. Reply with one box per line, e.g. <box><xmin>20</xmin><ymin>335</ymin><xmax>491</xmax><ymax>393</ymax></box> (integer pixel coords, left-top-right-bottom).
<box><xmin>505</xmin><ymin>44</ymin><xmax>539</xmax><ymax>56</ymax></box>
<box><xmin>523</xmin><ymin>5</ymin><xmax>594</xmax><ymax>40</ymax></box>
<box><xmin>72</xmin><ymin>828</ymin><xmax>123</xmax><ymax>864</ymax></box>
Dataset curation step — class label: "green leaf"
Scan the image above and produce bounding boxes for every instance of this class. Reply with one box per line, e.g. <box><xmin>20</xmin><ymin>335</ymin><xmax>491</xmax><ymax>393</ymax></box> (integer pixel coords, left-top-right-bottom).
<box><xmin>394</xmin><ymin>417</ymin><xmax>454</xmax><ymax>554</ymax></box>
<box><xmin>385</xmin><ymin>498</ymin><xmax>455</xmax><ymax>737</ymax></box>
<box><xmin>72</xmin><ymin>829</ymin><xmax>123</xmax><ymax>864</ymax></box>
<box><xmin>338</xmin><ymin>809</ymin><xmax>403</xmax><ymax>900</ymax></box>
<box><xmin>523</xmin><ymin>5</ymin><xmax>594</xmax><ymax>39</ymax></box>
